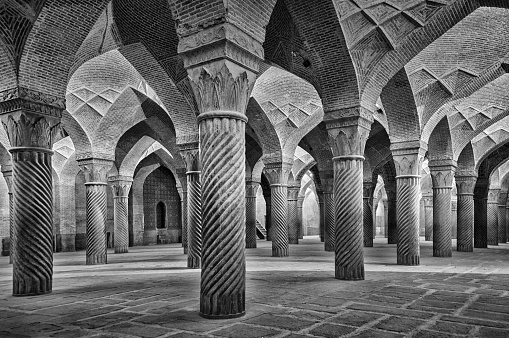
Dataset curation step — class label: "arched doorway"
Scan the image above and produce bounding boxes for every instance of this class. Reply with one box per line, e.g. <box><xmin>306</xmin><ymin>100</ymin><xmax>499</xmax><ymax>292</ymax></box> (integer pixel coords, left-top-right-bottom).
<box><xmin>156</xmin><ymin>201</ymin><xmax>166</xmax><ymax>229</ymax></box>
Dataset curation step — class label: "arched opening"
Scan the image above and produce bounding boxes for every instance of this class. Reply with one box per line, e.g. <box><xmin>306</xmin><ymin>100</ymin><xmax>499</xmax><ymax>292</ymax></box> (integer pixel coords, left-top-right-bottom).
<box><xmin>156</xmin><ymin>202</ymin><xmax>166</xmax><ymax>229</ymax></box>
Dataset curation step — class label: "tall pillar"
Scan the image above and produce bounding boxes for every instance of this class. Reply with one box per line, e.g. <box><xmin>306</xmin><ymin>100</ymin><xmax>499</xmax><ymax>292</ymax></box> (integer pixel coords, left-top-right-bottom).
<box><xmin>78</xmin><ymin>158</ymin><xmax>112</xmax><ymax>265</ymax></box>
<box><xmin>317</xmin><ymin>190</ymin><xmax>325</xmax><ymax>242</ymax></box>
<box><xmin>506</xmin><ymin>199</ymin><xmax>509</xmax><ymax>243</ymax></box>
<box><xmin>327</xmin><ymin>112</ymin><xmax>371</xmax><ymax>280</ymax></box>
<box><xmin>245</xmin><ymin>181</ymin><xmax>259</xmax><ymax>248</ymax></box>
<box><xmin>180</xmin><ymin>144</ymin><xmax>202</xmax><ymax>268</ymax></box>
<box><xmin>455</xmin><ymin>176</ymin><xmax>476</xmax><ymax>252</ymax></box>
<box><xmin>383</xmin><ymin>199</ymin><xmax>388</xmax><ymax>237</ymax></box>
<box><xmin>386</xmin><ymin>186</ymin><xmax>397</xmax><ymax>244</ymax></box>
<box><xmin>392</xmin><ymin>143</ymin><xmax>425</xmax><ymax>265</ymax></box>
<box><xmin>264</xmin><ymin>162</ymin><xmax>292</xmax><ymax>257</ymax></box>
<box><xmin>474</xmin><ymin>180</ymin><xmax>488</xmax><ymax>248</ymax></box>
<box><xmin>109</xmin><ymin>176</ymin><xmax>132</xmax><ymax>254</ymax></box>
<box><xmin>321</xmin><ymin>173</ymin><xmax>334</xmax><ymax>252</ymax></box>
<box><xmin>1</xmin><ymin>93</ymin><xmax>63</xmax><ymax>295</ymax></box>
<box><xmin>287</xmin><ymin>182</ymin><xmax>300</xmax><ymax>245</ymax></box>
<box><xmin>297</xmin><ymin>195</ymin><xmax>304</xmax><ymax>239</ymax></box>
<box><xmin>2</xmin><ymin>166</ymin><xmax>13</xmax><ymax>264</ymax></box>
<box><xmin>487</xmin><ymin>188</ymin><xmax>499</xmax><ymax>246</ymax></box>
<box><xmin>176</xmin><ymin>169</ymin><xmax>188</xmax><ymax>254</ymax></box>
<box><xmin>363</xmin><ymin>182</ymin><xmax>374</xmax><ymax>247</ymax></box>
<box><xmin>180</xmin><ymin>27</ymin><xmax>260</xmax><ymax>318</ymax></box>
<box><xmin>263</xmin><ymin>191</ymin><xmax>272</xmax><ymax>241</ymax></box>
<box><xmin>429</xmin><ymin>162</ymin><xmax>456</xmax><ymax>257</ymax></box>
<box><xmin>497</xmin><ymin>191</ymin><xmax>507</xmax><ymax>244</ymax></box>
<box><xmin>422</xmin><ymin>195</ymin><xmax>433</xmax><ymax>241</ymax></box>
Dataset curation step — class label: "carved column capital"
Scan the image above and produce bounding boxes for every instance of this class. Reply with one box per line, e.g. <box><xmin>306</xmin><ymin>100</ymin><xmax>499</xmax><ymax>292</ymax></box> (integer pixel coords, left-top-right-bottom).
<box><xmin>456</xmin><ymin>175</ymin><xmax>477</xmax><ymax>196</ymax></box>
<box><xmin>77</xmin><ymin>158</ymin><xmax>113</xmax><ymax>184</ymax></box>
<box><xmin>498</xmin><ymin>191</ymin><xmax>507</xmax><ymax>207</ymax></box>
<box><xmin>325</xmin><ymin>112</ymin><xmax>372</xmax><ymax>157</ymax></box>
<box><xmin>263</xmin><ymin>161</ymin><xmax>293</xmax><ymax>186</ymax></box>
<box><xmin>108</xmin><ymin>176</ymin><xmax>133</xmax><ymax>198</ymax></box>
<box><xmin>245</xmin><ymin>180</ymin><xmax>260</xmax><ymax>198</ymax></box>
<box><xmin>287</xmin><ymin>185</ymin><xmax>300</xmax><ymax>200</ymax></box>
<box><xmin>176</xmin><ymin>168</ymin><xmax>188</xmax><ymax>191</ymax></box>
<box><xmin>488</xmin><ymin>188</ymin><xmax>500</xmax><ymax>203</ymax></box>
<box><xmin>179</xmin><ymin>142</ymin><xmax>200</xmax><ymax>172</ymax></box>
<box><xmin>319</xmin><ymin>170</ymin><xmax>334</xmax><ymax>194</ymax></box>
<box><xmin>0</xmin><ymin>87</ymin><xmax>64</xmax><ymax>118</ymax></box>
<box><xmin>391</xmin><ymin>142</ymin><xmax>426</xmax><ymax>177</ymax></box>
<box><xmin>363</xmin><ymin>182</ymin><xmax>374</xmax><ymax>199</ymax></box>
<box><xmin>429</xmin><ymin>161</ymin><xmax>456</xmax><ymax>188</ymax></box>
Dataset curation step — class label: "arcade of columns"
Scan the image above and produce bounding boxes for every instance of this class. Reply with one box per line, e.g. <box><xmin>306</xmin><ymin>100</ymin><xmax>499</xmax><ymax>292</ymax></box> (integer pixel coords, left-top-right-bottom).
<box><xmin>1</xmin><ymin>0</ymin><xmax>509</xmax><ymax>321</ymax></box>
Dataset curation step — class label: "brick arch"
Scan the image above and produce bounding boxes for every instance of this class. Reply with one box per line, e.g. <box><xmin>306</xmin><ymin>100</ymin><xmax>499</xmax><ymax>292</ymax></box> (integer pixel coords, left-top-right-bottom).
<box><xmin>299</xmin><ymin>178</ymin><xmax>314</xmax><ymax>197</ymax></box>
<box><xmin>246</xmin><ymin>98</ymin><xmax>281</xmax><ymax>161</ymax></box>
<box><xmin>299</xmin><ymin>123</ymin><xmax>333</xmax><ymax>173</ymax></box>
<box><xmin>456</xmin><ymin>142</ymin><xmax>476</xmax><ymax>176</ymax></box>
<box><xmin>17</xmin><ymin>0</ymin><xmax>110</xmax><ymax>97</ymax></box>
<box><xmin>94</xmin><ymin>88</ymin><xmax>179</xmax><ymax>161</ymax></box>
<box><xmin>294</xmin><ymin>156</ymin><xmax>316</xmax><ymax>182</ymax></box>
<box><xmin>61</xmin><ymin>110</ymin><xmax>92</xmax><ymax>157</ymax></box>
<box><xmin>365</xmin><ymin>121</ymin><xmax>392</xmax><ymax>179</ymax></box>
<box><xmin>0</xmin><ymin>41</ymin><xmax>17</xmax><ymax>90</ymax></box>
<box><xmin>249</xmin><ymin>159</ymin><xmax>265</xmax><ymax>183</ymax></box>
<box><xmin>428</xmin><ymin>116</ymin><xmax>453</xmax><ymax>162</ymax></box>
<box><xmin>475</xmin><ymin>139</ymin><xmax>509</xmax><ymax>180</ymax></box>
<box><xmin>118</xmin><ymin>136</ymin><xmax>159</xmax><ymax>178</ymax></box>
<box><xmin>245</xmin><ymin>129</ymin><xmax>263</xmax><ymax>177</ymax></box>
<box><xmin>358</xmin><ymin>1</ymin><xmax>509</xmax><ymax>112</ymax></box>
<box><xmin>380</xmin><ymin>68</ymin><xmax>420</xmax><ymax>143</ymax></box>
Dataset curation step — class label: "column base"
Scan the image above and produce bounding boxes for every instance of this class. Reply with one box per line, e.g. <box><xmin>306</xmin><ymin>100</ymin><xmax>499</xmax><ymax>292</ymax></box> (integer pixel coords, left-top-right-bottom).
<box><xmin>86</xmin><ymin>254</ymin><xmax>107</xmax><ymax>265</ymax></box>
<box><xmin>289</xmin><ymin>239</ymin><xmax>298</xmax><ymax>244</ymax></box>
<box><xmin>425</xmin><ymin>236</ymin><xmax>432</xmax><ymax>241</ymax></box>
<box><xmin>188</xmin><ymin>257</ymin><xmax>201</xmax><ymax>269</ymax></box>
<box><xmin>433</xmin><ymin>249</ymin><xmax>452</xmax><ymax>257</ymax></box>
<box><xmin>457</xmin><ymin>244</ymin><xmax>473</xmax><ymax>252</ymax></box>
<box><xmin>272</xmin><ymin>247</ymin><xmax>288</xmax><ymax>257</ymax></box>
<box><xmin>363</xmin><ymin>239</ymin><xmax>373</xmax><ymax>247</ymax></box>
<box><xmin>335</xmin><ymin>266</ymin><xmax>364</xmax><ymax>281</ymax></box>
<box><xmin>200</xmin><ymin>293</ymin><xmax>245</xmax><ymax>319</ymax></box>
<box><xmin>397</xmin><ymin>255</ymin><xmax>419</xmax><ymax>265</ymax></box>
<box><xmin>115</xmin><ymin>246</ymin><xmax>128</xmax><ymax>254</ymax></box>
<box><xmin>474</xmin><ymin>242</ymin><xmax>487</xmax><ymax>248</ymax></box>
<box><xmin>13</xmin><ymin>280</ymin><xmax>52</xmax><ymax>296</ymax></box>
<box><xmin>487</xmin><ymin>241</ymin><xmax>499</xmax><ymax>246</ymax></box>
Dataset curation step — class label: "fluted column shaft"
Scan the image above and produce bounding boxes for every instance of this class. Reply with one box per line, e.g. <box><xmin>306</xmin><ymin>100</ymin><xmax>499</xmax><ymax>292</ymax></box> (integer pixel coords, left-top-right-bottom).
<box><xmin>245</xmin><ymin>181</ymin><xmax>259</xmax><ymax>249</ymax></box>
<box><xmin>430</xmin><ymin>164</ymin><xmax>455</xmax><ymax>258</ymax></box>
<box><xmin>396</xmin><ymin>176</ymin><xmax>421</xmax><ymax>265</ymax></box>
<box><xmin>177</xmin><ymin>169</ymin><xmax>188</xmax><ymax>254</ymax></box>
<box><xmin>109</xmin><ymin>177</ymin><xmax>132</xmax><ymax>254</ymax></box>
<box><xmin>270</xmin><ymin>183</ymin><xmax>289</xmax><ymax>256</ymax></box>
<box><xmin>187</xmin><ymin>171</ymin><xmax>202</xmax><ymax>268</ymax></box>
<box><xmin>287</xmin><ymin>185</ymin><xmax>300</xmax><ymax>245</ymax></box>
<box><xmin>333</xmin><ymin>156</ymin><xmax>364</xmax><ymax>280</ymax></box>
<box><xmin>2</xmin><ymin>167</ymin><xmax>13</xmax><ymax>264</ymax></box>
<box><xmin>487</xmin><ymin>189</ymin><xmax>499</xmax><ymax>246</ymax></box>
<box><xmin>297</xmin><ymin>195</ymin><xmax>304</xmax><ymax>239</ymax></box>
<box><xmin>457</xmin><ymin>194</ymin><xmax>474</xmax><ymax>251</ymax></box>
<box><xmin>264</xmin><ymin>194</ymin><xmax>272</xmax><ymax>241</ymax></box>
<box><xmin>506</xmin><ymin>200</ymin><xmax>509</xmax><ymax>243</ymax></box>
<box><xmin>11</xmin><ymin>148</ymin><xmax>54</xmax><ymax>295</ymax></box>
<box><xmin>422</xmin><ymin>197</ymin><xmax>433</xmax><ymax>241</ymax></box>
<box><xmin>386</xmin><ymin>190</ymin><xmax>397</xmax><ymax>244</ymax></box>
<box><xmin>363</xmin><ymin>182</ymin><xmax>374</xmax><ymax>247</ymax></box>
<box><xmin>317</xmin><ymin>191</ymin><xmax>325</xmax><ymax>242</ymax></box>
<box><xmin>323</xmin><ymin>191</ymin><xmax>334</xmax><ymax>251</ymax></box>
<box><xmin>498</xmin><ymin>192</ymin><xmax>507</xmax><ymax>244</ymax></box>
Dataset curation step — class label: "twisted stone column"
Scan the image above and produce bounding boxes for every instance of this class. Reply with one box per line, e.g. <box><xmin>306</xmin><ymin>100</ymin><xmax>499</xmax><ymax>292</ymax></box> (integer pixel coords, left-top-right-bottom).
<box><xmin>392</xmin><ymin>144</ymin><xmax>425</xmax><ymax>266</ymax></box>
<box><xmin>264</xmin><ymin>162</ymin><xmax>292</xmax><ymax>257</ymax></box>
<box><xmin>363</xmin><ymin>182</ymin><xmax>374</xmax><ymax>247</ymax></box>
<box><xmin>2</xmin><ymin>166</ymin><xmax>13</xmax><ymax>264</ymax></box>
<box><xmin>245</xmin><ymin>181</ymin><xmax>259</xmax><ymax>248</ymax></box>
<box><xmin>2</xmin><ymin>110</ymin><xmax>62</xmax><ymax>296</ymax></box>
<box><xmin>430</xmin><ymin>163</ymin><xmax>456</xmax><ymax>257</ymax></box>
<box><xmin>287</xmin><ymin>183</ymin><xmax>300</xmax><ymax>244</ymax></box>
<box><xmin>498</xmin><ymin>191</ymin><xmax>507</xmax><ymax>244</ymax></box>
<box><xmin>474</xmin><ymin>181</ymin><xmax>488</xmax><ymax>248</ymax></box>
<box><xmin>317</xmin><ymin>190</ymin><xmax>325</xmax><ymax>242</ymax></box>
<box><xmin>176</xmin><ymin>169</ymin><xmax>188</xmax><ymax>254</ymax></box>
<box><xmin>264</xmin><ymin>192</ymin><xmax>272</xmax><ymax>241</ymax></box>
<box><xmin>78</xmin><ymin>158</ymin><xmax>112</xmax><ymax>265</ymax></box>
<box><xmin>323</xmin><ymin>187</ymin><xmax>334</xmax><ymax>251</ymax></box>
<box><xmin>455</xmin><ymin>176</ymin><xmax>476</xmax><ymax>252</ymax></box>
<box><xmin>109</xmin><ymin>176</ymin><xmax>132</xmax><ymax>254</ymax></box>
<box><xmin>506</xmin><ymin>199</ymin><xmax>509</xmax><ymax>243</ymax></box>
<box><xmin>297</xmin><ymin>195</ymin><xmax>304</xmax><ymax>239</ymax></box>
<box><xmin>422</xmin><ymin>196</ymin><xmax>433</xmax><ymax>241</ymax></box>
<box><xmin>180</xmin><ymin>145</ymin><xmax>203</xmax><ymax>269</ymax></box>
<box><xmin>386</xmin><ymin>187</ymin><xmax>397</xmax><ymax>244</ymax></box>
<box><xmin>487</xmin><ymin>189</ymin><xmax>499</xmax><ymax>246</ymax></box>
<box><xmin>327</xmin><ymin>114</ymin><xmax>370</xmax><ymax>281</ymax></box>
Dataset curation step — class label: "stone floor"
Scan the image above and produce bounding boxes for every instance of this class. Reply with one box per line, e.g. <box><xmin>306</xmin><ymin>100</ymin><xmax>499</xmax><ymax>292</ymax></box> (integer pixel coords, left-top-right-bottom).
<box><xmin>0</xmin><ymin>237</ymin><xmax>509</xmax><ymax>338</ymax></box>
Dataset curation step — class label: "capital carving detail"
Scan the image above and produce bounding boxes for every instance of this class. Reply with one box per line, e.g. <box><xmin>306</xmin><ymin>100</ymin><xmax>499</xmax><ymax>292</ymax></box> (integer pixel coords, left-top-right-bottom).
<box><xmin>326</xmin><ymin>116</ymin><xmax>371</xmax><ymax>157</ymax></box>
<box><xmin>78</xmin><ymin>158</ymin><xmax>113</xmax><ymax>184</ymax></box>
<box><xmin>245</xmin><ymin>181</ymin><xmax>260</xmax><ymax>198</ymax></box>
<box><xmin>0</xmin><ymin>87</ymin><xmax>64</xmax><ymax>118</ymax></box>
<box><xmin>179</xmin><ymin>143</ymin><xmax>200</xmax><ymax>172</ymax></box>
<box><xmin>263</xmin><ymin>162</ymin><xmax>293</xmax><ymax>186</ymax></box>
<box><xmin>455</xmin><ymin>176</ymin><xmax>477</xmax><ymax>195</ymax></box>
<box><xmin>3</xmin><ymin>113</ymin><xmax>61</xmax><ymax>149</ymax></box>
<box><xmin>392</xmin><ymin>146</ymin><xmax>425</xmax><ymax>177</ymax></box>
<box><xmin>109</xmin><ymin>176</ymin><xmax>133</xmax><ymax>198</ymax></box>
<box><xmin>429</xmin><ymin>165</ymin><xmax>456</xmax><ymax>188</ymax></box>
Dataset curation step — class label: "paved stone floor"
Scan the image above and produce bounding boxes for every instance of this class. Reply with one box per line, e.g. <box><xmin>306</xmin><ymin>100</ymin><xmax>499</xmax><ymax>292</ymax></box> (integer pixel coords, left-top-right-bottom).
<box><xmin>0</xmin><ymin>237</ymin><xmax>509</xmax><ymax>338</ymax></box>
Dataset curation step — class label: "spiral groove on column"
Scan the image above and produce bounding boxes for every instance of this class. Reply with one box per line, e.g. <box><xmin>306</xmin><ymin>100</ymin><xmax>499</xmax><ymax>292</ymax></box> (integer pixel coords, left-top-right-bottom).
<box><xmin>387</xmin><ymin>199</ymin><xmax>397</xmax><ymax>244</ymax></box>
<box><xmin>271</xmin><ymin>185</ymin><xmax>289</xmax><ymax>256</ymax></box>
<box><xmin>487</xmin><ymin>202</ymin><xmax>498</xmax><ymax>245</ymax></box>
<box><xmin>86</xmin><ymin>184</ymin><xmax>107</xmax><ymax>265</ymax></box>
<box><xmin>457</xmin><ymin>194</ymin><xmax>474</xmax><ymax>252</ymax></box>
<box><xmin>114</xmin><ymin>196</ymin><xmax>129</xmax><ymax>254</ymax></box>
<box><xmin>181</xmin><ymin>191</ymin><xmax>188</xmax><ymax>254</ymax></box>
<box><xmin>334</xmin><ymin>157</ymin><xmax>364</xmax><ymax>280</ymax></box>
<box><xmin>245</xmin><ymin>197</ymin><xmax>257</xmax><ymax>248</ymax></box>
<box><xmin>396</xmin><ymin>176</ymin><xmax>420</xmax><ymax>266</ymax></box>
<box><xmin>297</xmin><ymin>197</ymin><xmax>304</xmax><ymax>239</ymax></box>
<box><xmin>474</xmin><ymin>198</ymin><xmax>488</xmax><ymax>248</ymax></box>
<box><xmin>287</xmin><ymin>196</ymin><xmax>299</xmax><ymax>245</ymax></box>
<box><xmin>433</xmin><ymin>187</ymin><xmax>452</xmax><ymax>257</ymax></box>
<box><xmin>324</xmin><ymin>192</ymin><xmax>334</xmax><ymax>251</ymax></box>
<box><xmin>318</xmin><ymin>195</ymin><xmax>325</xmax><ymax>242</ymax></box>
<box><xmin>12</xmin><ymin>149</ymin><xmax>53</xmax><ymax>296</ymax></box>
<box><xmin>498</xmin><ymin>205</ymin><xmax>506</xmax><ymax>244</ymax></box>
<box><xmin>506</xmin><ymin>205</ymin><xmax>509</xmax><ymax>243</ymax></box>
<box><xmin>424</xmin><ymin>204</ymin><xmax>433</xmax><ymax>241</ymax></box>
<box><xmin>9</xmin><ymin>193</ymin><xmax>13</xmax><ymax>264</ymax></box>
<box><xmin>188</xmin><ymin>172</ymin><xmax>202</xmax><ymax>268</ymax></box>
<box><xmin>363</xmin><ymin>198</ymin><xmax>373</xmax><ymax>247</ymax></box>
<box><xmin>199</xmin><ymin>115</ymin><xmax>246</xmax><ymax>319</ymax></box>
<box><xmin>265</xmin><ymin>196</ymin><xmax>272</xmax><ymax>241</ymax></box>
